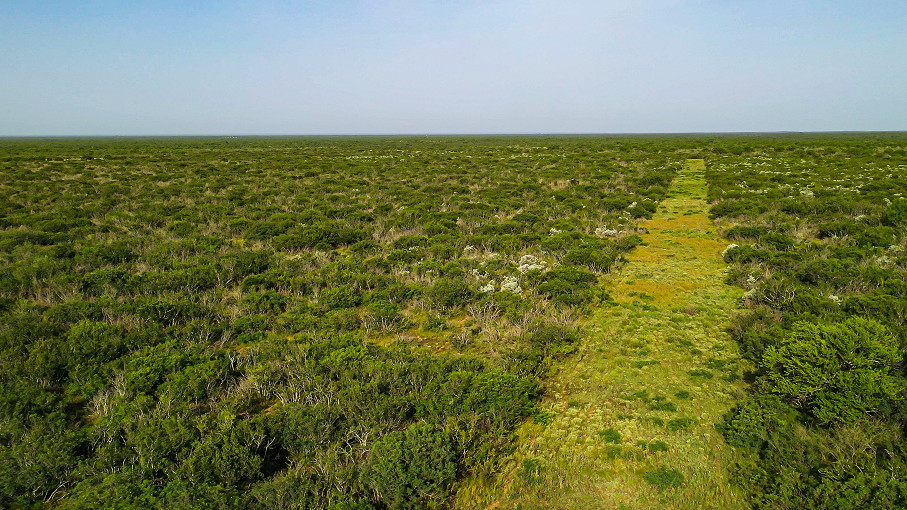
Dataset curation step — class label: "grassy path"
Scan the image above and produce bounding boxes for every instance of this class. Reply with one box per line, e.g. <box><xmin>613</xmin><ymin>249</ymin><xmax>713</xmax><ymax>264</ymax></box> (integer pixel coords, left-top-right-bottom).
<box><xmin>457</xmin><ymin>159</ymin><xmax>750</xmax><ymax>509</ymax></box>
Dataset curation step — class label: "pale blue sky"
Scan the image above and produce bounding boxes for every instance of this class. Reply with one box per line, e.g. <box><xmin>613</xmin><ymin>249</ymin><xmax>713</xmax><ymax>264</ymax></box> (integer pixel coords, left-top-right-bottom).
<box><xmin>1</xmin><ymin>1</ymin><xmax>905</xmax><ymax>135</ymax></box>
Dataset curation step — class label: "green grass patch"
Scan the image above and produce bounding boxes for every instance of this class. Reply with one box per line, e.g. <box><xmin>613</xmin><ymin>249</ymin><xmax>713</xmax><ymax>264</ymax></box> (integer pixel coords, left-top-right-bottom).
<box><xmin>643</xmin><ymin>466</ymin><xmax>685</xmax><ymax>490</ymax></box>
<box><xmin>649</xmin><ymin>400</ymin><xmax>677</xmax><ymax>412</ymax></box>
<box><xmin>598</xmin><ymin>428</ymin><xmax>622</xmax><ymax>444</ymax></box>
<box><xmin>645</xmin><ymin>416</ymin><xmax>665</xmax><ymax>426</ymax></box>
<box><xmin>647</xmin><ymin>440</ymin><xmax>670</xmax><ymax>453</ymax></box>
<box><xmin>706</xmin><ymin>358</ymin><xmax>728</xmax><ymax>370</ymax></box>
<box><xmin>519</xmin><ymin>458</ymin><xmax>545</xmax><ymax>486</ymax></box>
<box><xmin>627</xmin><ymin>390</ymin><xmax>650</xmax><ymax>401</ymax></box>
<box><xmin>666</xmin><ymin>417</ymin><xmax>695</xmax><ymax>431</ymax></box>
<box><xmin>688</xmin><ymin>368</ymin><xmax>714</xmax><ymax>380</ymax></box>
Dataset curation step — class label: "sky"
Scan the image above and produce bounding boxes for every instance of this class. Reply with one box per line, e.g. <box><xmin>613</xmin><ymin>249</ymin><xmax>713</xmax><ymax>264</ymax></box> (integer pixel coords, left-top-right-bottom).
<box><xmin>1</xmin><ymin>0</ymin><xmax>905</xmax><ymax>135</ymax></box>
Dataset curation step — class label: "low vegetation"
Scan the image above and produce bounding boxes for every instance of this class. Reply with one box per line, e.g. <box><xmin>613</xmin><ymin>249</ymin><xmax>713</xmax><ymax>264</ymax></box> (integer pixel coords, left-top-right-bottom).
<box><xmin>456</xmin><ymin>159</ymin><xmax>750</xmax><ymax>509</ymax></box>
<box><xmin>708</xmin><ymin>135</ymin><xmax>907</xmax><ymax>509</ymax></box>
<box><xmin>0</xmin><ymin>136</ymin><xmax>676</xmax><ymax>508</ymax></box>
<box><xmin>2</xmin><ymin>133</ymin><xmax>905</xmax><ymax>508</ymax></box>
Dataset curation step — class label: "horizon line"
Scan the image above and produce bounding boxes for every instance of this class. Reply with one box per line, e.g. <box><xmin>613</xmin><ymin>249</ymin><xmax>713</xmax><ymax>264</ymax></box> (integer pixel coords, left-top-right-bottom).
<box><xmin>2</xmin><ymin>130</ymin><xmax>907</xmax><ymax>140</ymax></box>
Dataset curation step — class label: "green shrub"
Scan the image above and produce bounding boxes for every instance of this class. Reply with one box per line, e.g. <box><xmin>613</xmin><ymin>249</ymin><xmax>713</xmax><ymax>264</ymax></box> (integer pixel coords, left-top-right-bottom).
<box><xmin>759</xmin><ymin>232</ymin><xmax>795</xmax><ymax>251</ymax></box>
<box><xmin>274</xmin><ymin>221</ymin><xmax>368</xmax><ymax>250</ymax></box>
<box><xmin>427</xmin><ymin>278</ymin><xmax>475</xmax><ymax>309</ymax></box>
<box><xmin>366</xmin><ymin>424</ymin><xmax>456</xmax><ymax>509</ymax></box>
<box><xmin>233</xmin><ymin>314</ymin><xmax>271</xmax><ymax>334</ymax></box>
<box><xmin>166</xmin><ymin>220</ymin><xmax>196</xmax><ymax>237</ymax></box>
<box><xmin>887</xmin><ymin>199</ymin><xmax>907</xmax><ymax>226</ymax></box>
<box><xmin>363</xmin><ymin>301</ymin><xmax>408</xmax><ymax>331</ymax></box>
<box><xmin>710</xmin><ymin>199</ymin><xmax>765</xmax><ymax>219</ymax></box>
<box><xmin>243</xmin><ymin>290</ymin><xmax>288</xmax><ymax>314</ymax></box>
<box><xmin>423</xmin><ymin>315</ymin><xmax>447</xmax><ymax>331</ymax></box>
<box><xmin>132</xmin><ymin>297</ymin><xmax>214</xmax><ymax>326</ymax></box>
<box><xmin>65</xmin><ymin>320</ymin><xmax>124</xmax><ymax>365</ymax></box>
<box><xmin>562</xmin><ymin>246</ymin><xmax>615</xmax><ymax>272</ymax></box>
<box><xmin>817</xmin><ymin>221</ymin><xmax>863</xmax><ymax>239</ymax></box>
<box><xmin>726</xmin><ymin>225</ymin><xmax>768</xmax><ymax>240</ymax></box>
<box><xmin>762</xmin><ymin>317</ymin><xmax>901</xmax><ymax>424</ymax></box>
<box><xmin>526</xmin><ymin>324</ymin><xmax>579</xmax><ymax>358</ymax></box>
<box><xmin>534</xmin><ymin>266</ymin><xmax>601</xmax><ymax>306</ymax></box>
<box><xmin>320</xmin><ymin>286</ymin><xmax>362</xmax><ymax>310</ymax></box>
<box><xmin>181</xmin><ymin>429</ymin><xmax>263</xmax><ymax>486</ymax></box>
<box><xmin>423</xmin><ymin>220</ymin><xmax>457</xmax><ymax>236</ymax></box>
<box><xmin>853</xmin><ymin>226</ymin><xmax>897</xmax><ymax>247</ymax></box>
<box><xmin>717</xmin><ymin>394</ymin><xmax>791</xmax><ymax>451</ymax></box>
<box><xmin>393</xmin><ymin>235</ymin><xmax>431</xmax><ymax>250</ymax></box>
<box><xmin>325</xmin><ymin>308</ymin><xmax>361</xmax><ymax>331</ymax></box>
<box><xmin>796</xmin><ymin>258</ymin><xmax>855</xmax><ymax>287</ymax></box>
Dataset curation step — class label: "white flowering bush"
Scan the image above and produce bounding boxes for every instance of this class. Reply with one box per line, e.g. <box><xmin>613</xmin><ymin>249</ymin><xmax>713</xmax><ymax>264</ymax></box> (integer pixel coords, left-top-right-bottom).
<box><xmin>721</xmin><ymin>243</ymin><xmax>739</xmax><ymax>259</ymax></box>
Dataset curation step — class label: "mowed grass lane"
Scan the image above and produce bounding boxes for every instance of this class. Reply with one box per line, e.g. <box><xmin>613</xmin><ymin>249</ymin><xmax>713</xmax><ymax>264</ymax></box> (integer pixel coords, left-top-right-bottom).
<box><xmin>457</xmin><ymin>159</ymin><xmax>750</xmax><ymax>509</ymax></box>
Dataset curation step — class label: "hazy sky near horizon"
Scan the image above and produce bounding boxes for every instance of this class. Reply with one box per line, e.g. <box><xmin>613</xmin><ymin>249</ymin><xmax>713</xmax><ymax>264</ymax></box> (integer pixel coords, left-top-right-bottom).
<box><xmin>2</xmin><ymin>1</ymin><xmax>905</xmax><ymax>135</ymax></box>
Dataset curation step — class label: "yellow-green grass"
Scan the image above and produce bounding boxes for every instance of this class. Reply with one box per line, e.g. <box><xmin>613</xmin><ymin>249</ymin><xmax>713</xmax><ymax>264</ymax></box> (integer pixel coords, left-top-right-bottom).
<box><xmin>456</xmin><ymin>160</ymin><xmax>751</xmax><ymax>509</ymax></box>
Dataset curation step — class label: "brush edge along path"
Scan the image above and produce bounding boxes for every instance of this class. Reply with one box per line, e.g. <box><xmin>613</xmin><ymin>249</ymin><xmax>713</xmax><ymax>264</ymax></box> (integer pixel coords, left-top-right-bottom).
<box><xmin>457</xmin><ymin>159</ymin><xmax>750</xmax><ymax>509</ymax></box>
